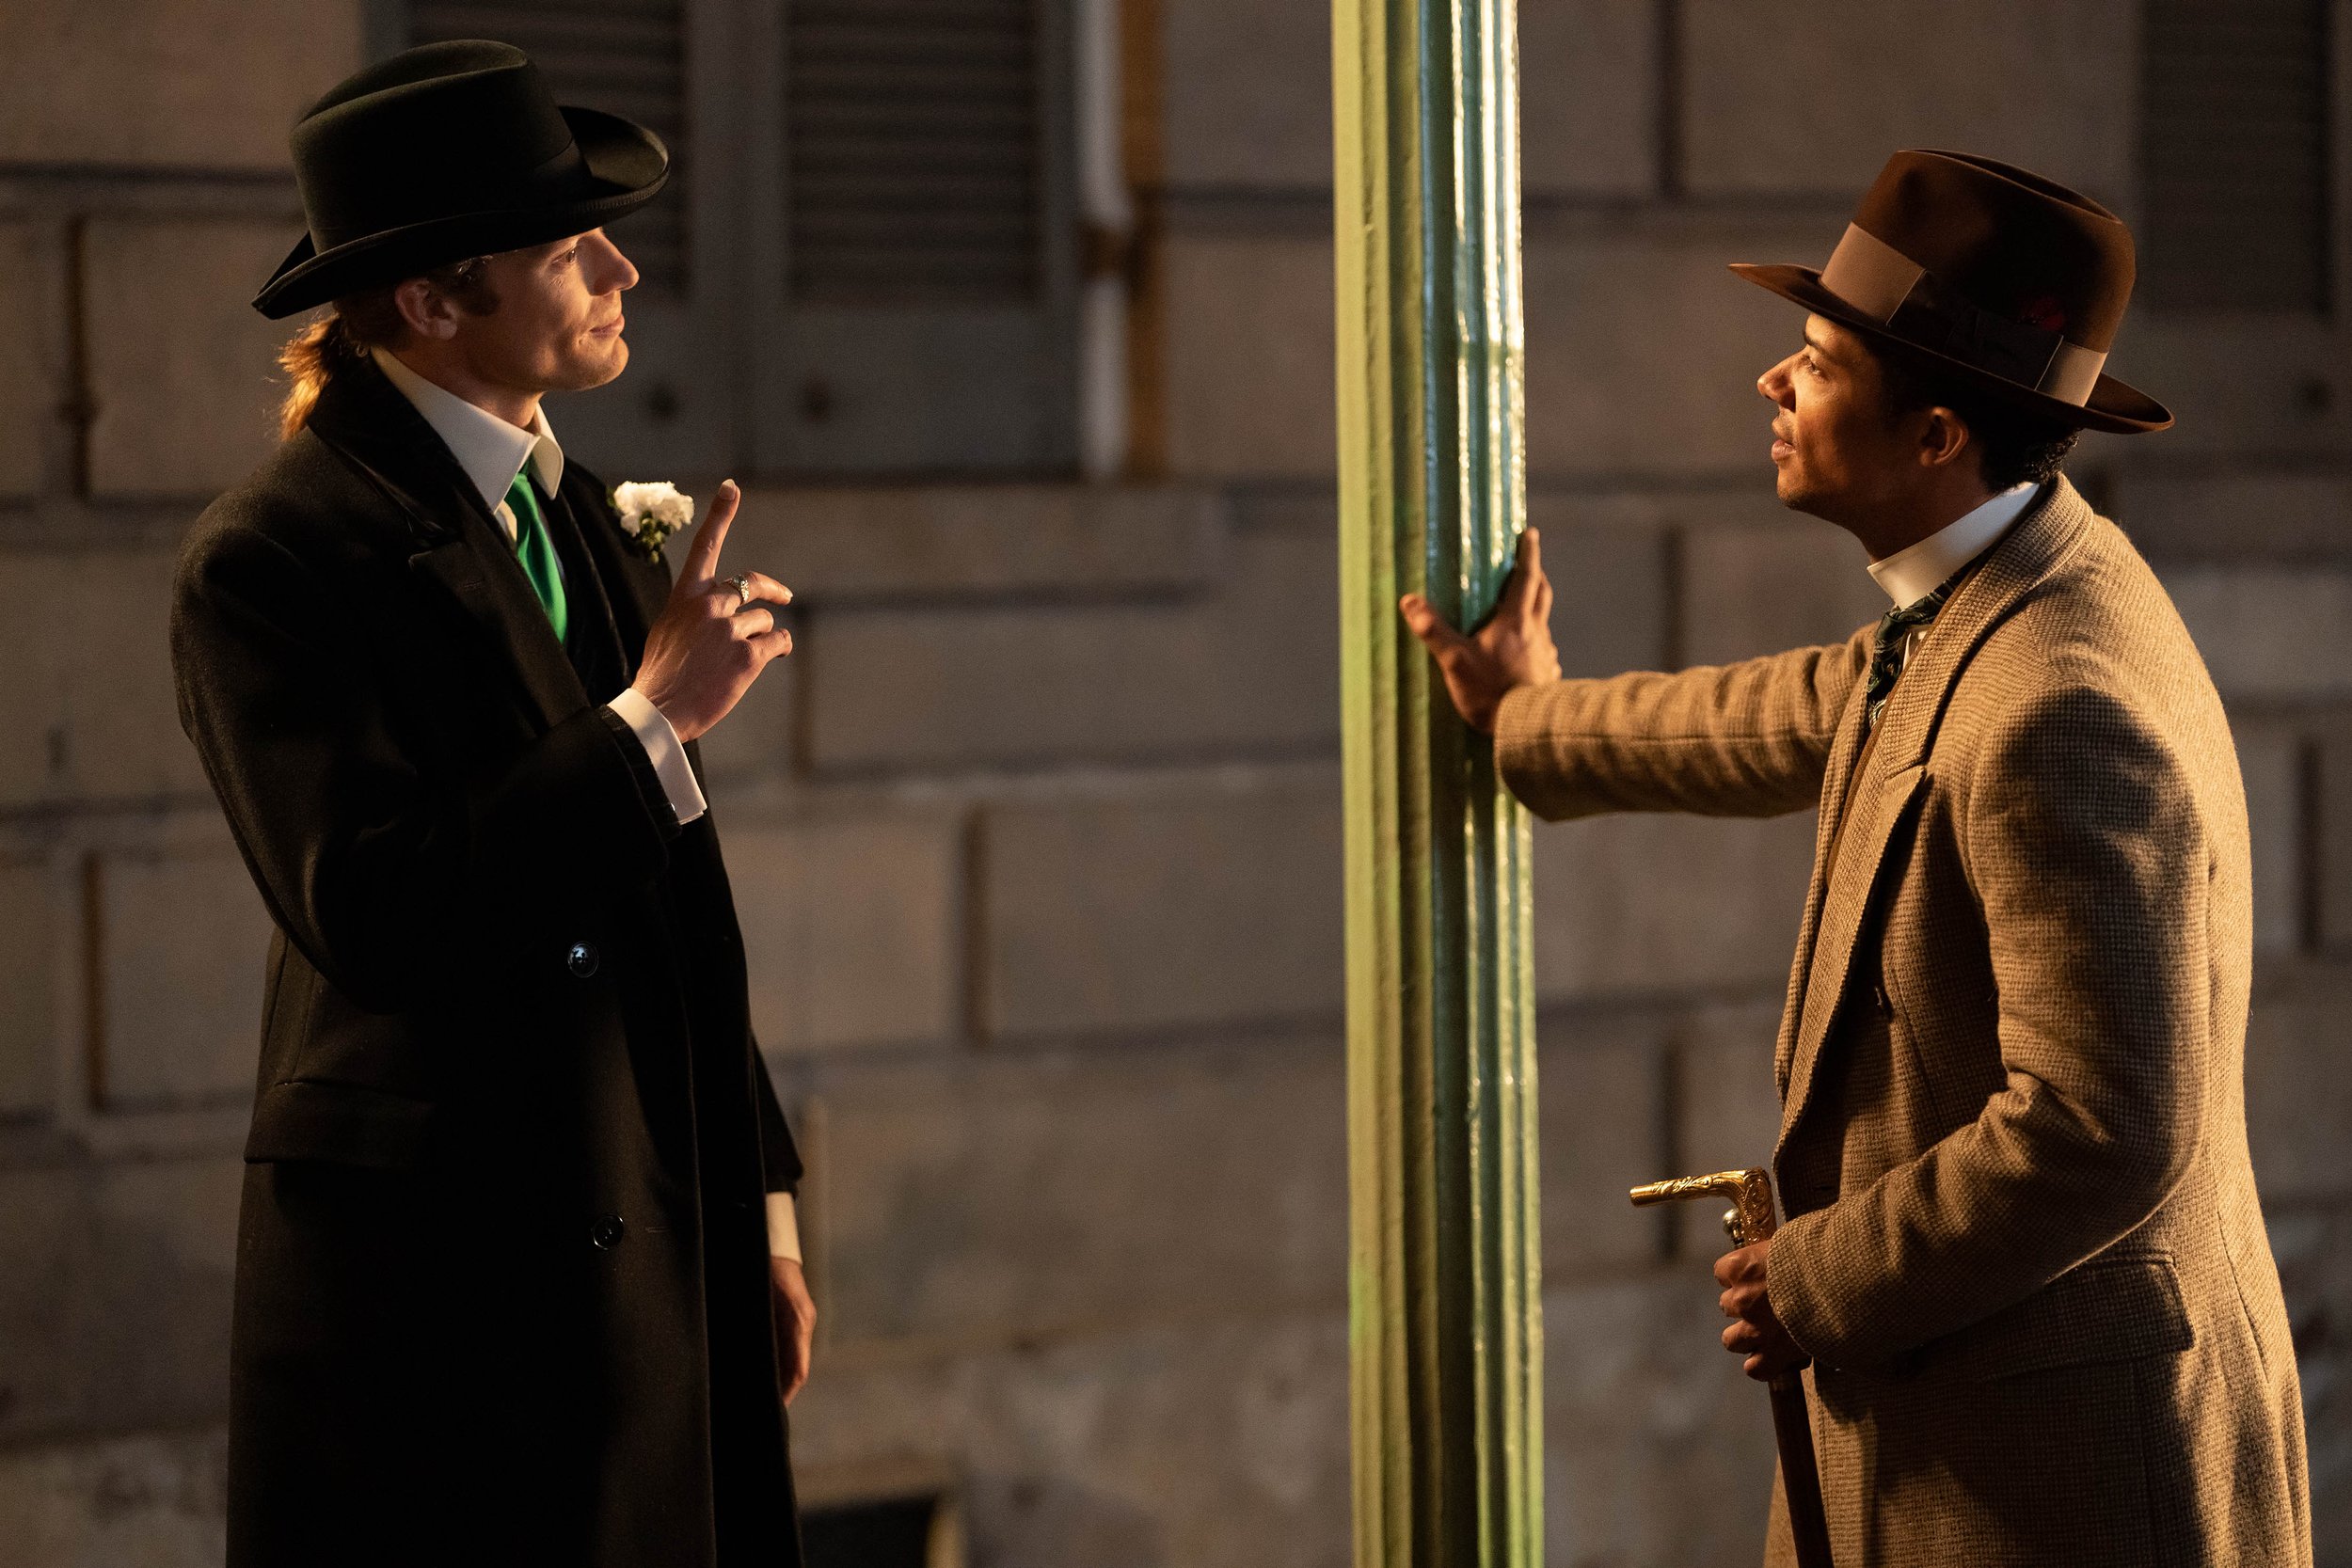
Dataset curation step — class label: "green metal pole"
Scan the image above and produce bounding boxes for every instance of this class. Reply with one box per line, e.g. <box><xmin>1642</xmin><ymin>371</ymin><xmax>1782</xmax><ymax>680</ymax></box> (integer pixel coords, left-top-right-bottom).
<box><xmin>1334</xmin><ymin>0</ymin><xmax>1541</xmax><ymax>1560</ymax></box>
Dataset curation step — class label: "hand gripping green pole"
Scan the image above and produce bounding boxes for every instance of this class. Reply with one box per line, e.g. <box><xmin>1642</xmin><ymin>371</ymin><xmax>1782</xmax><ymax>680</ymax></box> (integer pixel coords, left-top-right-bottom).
<box><xmin>1334</xmin><ymin>0</ymin><xmax>1541</xmax><ymax>1560</ymax></box>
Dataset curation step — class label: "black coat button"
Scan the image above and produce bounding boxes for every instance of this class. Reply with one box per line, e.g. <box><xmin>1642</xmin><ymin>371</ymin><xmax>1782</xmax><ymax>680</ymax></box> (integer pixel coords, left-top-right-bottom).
<box><xmin>566</xmin><ymin>942</ymin><xmax>599</xmax><ymax>978</ymax></box>
<box><xmin>1871</xmin><ymin>978</ymin><xmax>1892</xmax><ymax>1016</ymax></box>
<box><xmin>591</xmin><ymin>1214</ymin><xmax>626</xmax><ymax>1249</ymax></box>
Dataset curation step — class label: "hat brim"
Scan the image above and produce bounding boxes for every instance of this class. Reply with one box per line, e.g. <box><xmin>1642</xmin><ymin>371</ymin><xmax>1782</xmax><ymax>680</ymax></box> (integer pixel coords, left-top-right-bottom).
<box><xmin>253</xmin><ymin>105</ymin><xmax>670</xmax><ymax>320</ymax></box>
<box><xmin>1729</xmin><ymin>261</ymin><xmax>2173</xmax><ymax>436</ymax></box>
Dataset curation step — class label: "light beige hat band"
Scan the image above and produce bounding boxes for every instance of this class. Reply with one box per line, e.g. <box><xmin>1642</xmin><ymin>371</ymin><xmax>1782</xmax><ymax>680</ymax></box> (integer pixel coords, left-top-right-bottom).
<box><xmin>1817</xmin><ymin>224</ymin><xmax>2107</xmax><ymax>406</ymax></box>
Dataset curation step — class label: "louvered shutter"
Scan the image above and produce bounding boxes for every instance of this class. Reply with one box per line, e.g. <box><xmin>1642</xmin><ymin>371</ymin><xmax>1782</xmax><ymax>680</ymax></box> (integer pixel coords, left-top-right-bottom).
<box><xmin>754</xmin><ymin>0</ymin><xmax>1079</xmax><ymax>475</ymax></box>
<box><xmin>394</xmin><ymin>0</ymin><xmax>736</xmax><ymax>474</ymax></box>
<box><xmin>787</xmin><ymin>0</ymin><xmax>1042</xmax><ymax>303</ymax></box>
<box><xmin>2139</xmin><ymin>0</ymin><xmax>2333</xmax><ymax>313</ymax></box>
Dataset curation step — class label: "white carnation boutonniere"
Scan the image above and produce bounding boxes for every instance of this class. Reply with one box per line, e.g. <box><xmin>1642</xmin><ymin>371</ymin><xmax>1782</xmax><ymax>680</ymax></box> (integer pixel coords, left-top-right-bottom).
<box><xmin>610</xmin><ymin>481</ymin><xmax>695</xmax><ymax>562</ymax></box>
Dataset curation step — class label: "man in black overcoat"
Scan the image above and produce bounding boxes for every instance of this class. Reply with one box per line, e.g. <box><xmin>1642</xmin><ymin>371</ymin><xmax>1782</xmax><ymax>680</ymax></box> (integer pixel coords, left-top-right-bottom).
<box><xmin>168</xmin><ymin>42</ymin><xmax>814</xmax><ymax>1566</ymax></box>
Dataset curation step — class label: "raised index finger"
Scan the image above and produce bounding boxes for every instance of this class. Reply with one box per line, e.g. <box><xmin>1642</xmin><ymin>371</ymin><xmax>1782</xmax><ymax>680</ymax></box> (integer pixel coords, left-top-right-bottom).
<box><xmin>682</xmin><ymin>479</ymin><xmax>740</xmax><ymax>583</ymax></box>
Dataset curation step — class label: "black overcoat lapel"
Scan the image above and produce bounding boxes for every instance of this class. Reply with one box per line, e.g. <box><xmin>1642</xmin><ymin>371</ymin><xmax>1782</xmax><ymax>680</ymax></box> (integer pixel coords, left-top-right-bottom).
<box><xmin>305</xmin><ymin>358</ymin><xmax>591</xmax><ymax>736</ymax></box>
<box><xmin>306</xmin><ymin>361</ymin><xmax>713</xmax><ymax>1183</ymax></box>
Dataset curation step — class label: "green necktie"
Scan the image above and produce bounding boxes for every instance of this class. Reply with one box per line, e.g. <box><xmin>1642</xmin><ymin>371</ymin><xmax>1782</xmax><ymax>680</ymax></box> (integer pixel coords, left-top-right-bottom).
<box><xmin>503</xmin><ymin>469</ymin><xmax>568</xmax><ymax>643</ymax></box>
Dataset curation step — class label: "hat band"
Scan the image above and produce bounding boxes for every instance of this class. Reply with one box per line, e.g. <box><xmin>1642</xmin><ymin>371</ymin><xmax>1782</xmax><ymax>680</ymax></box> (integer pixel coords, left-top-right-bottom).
<box><xmin>1819</xmin><ymin>225</ymin><xmax>2106</xmax><ymax>406</ymax></box>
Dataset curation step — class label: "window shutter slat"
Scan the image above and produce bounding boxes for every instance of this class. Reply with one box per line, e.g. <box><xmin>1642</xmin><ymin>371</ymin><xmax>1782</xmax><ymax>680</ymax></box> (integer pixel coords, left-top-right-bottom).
<box><xmin>786</xmin><ymin>0</ymin><xmax>1044</xmax><ymax>304</ymax></box>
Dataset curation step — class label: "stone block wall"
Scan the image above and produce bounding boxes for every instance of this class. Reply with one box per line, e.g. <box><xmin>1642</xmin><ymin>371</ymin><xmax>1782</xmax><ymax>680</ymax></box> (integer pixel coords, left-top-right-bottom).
<box><xmin>3</xmin><ymin>2</ymin><xmax>2350</xmax><ymax>1565</ymax></box>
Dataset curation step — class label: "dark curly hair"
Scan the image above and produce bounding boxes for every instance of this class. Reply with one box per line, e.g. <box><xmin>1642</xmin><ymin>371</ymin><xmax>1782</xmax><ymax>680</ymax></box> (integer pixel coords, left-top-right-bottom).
<box><xmin>1867</xmin><ymin>339</ymin><xmax>2081</xmax><ymax>492</ymax></box>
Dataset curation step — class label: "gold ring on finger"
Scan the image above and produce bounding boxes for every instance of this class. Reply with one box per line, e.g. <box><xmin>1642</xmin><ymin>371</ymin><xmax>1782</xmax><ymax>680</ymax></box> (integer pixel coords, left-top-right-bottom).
<box><xmin>723</xmin><ymin>574</ymin><xmax>752</xmax><ymax>610</ymax></box>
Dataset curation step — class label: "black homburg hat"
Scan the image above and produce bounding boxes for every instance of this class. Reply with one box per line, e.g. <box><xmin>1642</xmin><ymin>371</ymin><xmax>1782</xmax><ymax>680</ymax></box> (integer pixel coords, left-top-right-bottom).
<box><xmin>253</xmin><ymin>40</ymin><xmax>668</xmax><ymax>320</ymax></box>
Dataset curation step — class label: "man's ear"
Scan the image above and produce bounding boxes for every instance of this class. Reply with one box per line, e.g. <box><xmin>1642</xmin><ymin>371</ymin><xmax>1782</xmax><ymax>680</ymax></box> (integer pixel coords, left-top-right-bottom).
<box><xmin>392</xmin><ymin>277</ymin><xmax>459</xmax><ymax>341</ymax></box>
<box><xmin>1917</xmin><ymin>405</ymin><xmax>1973</xmax><ymax>472</ymax></box>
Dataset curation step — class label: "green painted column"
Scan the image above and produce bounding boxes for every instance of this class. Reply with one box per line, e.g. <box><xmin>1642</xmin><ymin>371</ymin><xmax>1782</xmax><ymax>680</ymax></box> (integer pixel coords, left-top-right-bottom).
<box><xmin>1333</xmin><ymin>0</ymin><xmax>1541</xmax><ymax>1561</ymax></box>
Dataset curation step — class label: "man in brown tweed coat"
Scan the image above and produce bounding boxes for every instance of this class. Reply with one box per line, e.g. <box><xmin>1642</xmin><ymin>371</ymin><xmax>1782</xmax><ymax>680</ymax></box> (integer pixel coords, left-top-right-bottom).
<box><xmin>1406</xmin><ymin>150</ymin><xmax>2312</xmax><ymax>1565</ymax></box>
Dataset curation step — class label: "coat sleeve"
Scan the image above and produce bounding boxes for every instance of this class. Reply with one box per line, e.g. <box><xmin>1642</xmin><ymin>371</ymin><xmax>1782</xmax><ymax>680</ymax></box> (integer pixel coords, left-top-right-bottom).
<box><xmin>171</xmin><ymin>516</ymin><xmax>682</xmax><ymax>1016</ymax></box>
<box><xmin>1767</xmin><ymin>682</ymin><xmax>2210</xmax><ymax>1370</ymax></box>
<box><xmin>750</xmin><ymin>1030</ymin><xmax>803</xmax><ymax>1194</ymax></box>
<box><xmin>1491</xmin><ymin>626</ymin><xmax>1872</xmax><ymax>821</ymax></box>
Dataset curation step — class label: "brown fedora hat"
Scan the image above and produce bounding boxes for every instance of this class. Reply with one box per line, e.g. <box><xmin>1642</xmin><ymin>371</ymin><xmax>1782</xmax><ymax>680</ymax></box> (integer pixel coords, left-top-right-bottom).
<box><xmin>1731</xmin><ymin>150</ymin><xmax>2170</xmax><ymax>435</ymax></box>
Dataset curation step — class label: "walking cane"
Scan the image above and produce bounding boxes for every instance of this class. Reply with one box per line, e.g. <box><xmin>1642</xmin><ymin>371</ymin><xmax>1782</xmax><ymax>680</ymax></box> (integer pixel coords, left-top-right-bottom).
<box><xmin>1631</xmin><ymin>1168</ymin><xmax>1834</xmax><ymax>1568</ymax></box>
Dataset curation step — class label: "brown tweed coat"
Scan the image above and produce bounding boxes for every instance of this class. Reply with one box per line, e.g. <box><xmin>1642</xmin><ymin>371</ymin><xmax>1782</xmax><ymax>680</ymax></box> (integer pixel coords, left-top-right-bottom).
<box><xmin>1494</xmin><ymin>478</ymin><xmax>2311</xmax><ymax>1566</ymax></box>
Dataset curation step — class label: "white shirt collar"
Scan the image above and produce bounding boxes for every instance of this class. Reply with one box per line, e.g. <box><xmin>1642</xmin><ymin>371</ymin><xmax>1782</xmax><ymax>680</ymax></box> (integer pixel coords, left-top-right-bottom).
<box><xmin>1866</xmin><ymin>481</ymin><xmax>2041</xmax><ymax>609</ymax></box>
<box><xmin>371</xmin><ymin>347</ymin><xmax>564</xmax><ymax>516</ymax></box>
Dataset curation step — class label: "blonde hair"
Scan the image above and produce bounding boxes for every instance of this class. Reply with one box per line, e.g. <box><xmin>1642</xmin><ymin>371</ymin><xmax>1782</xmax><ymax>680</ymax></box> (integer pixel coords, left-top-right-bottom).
<box><xmin>276</xmin><ymin>257</ymin><xmax>501</xmax><ymax>438</ymax></box>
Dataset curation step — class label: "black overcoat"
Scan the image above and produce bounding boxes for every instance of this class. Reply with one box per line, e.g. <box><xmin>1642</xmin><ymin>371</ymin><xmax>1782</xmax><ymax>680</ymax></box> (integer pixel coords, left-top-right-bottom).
<box><xmin>169</xmin><ymin>357</ymin><xmax>803</xmax><ymax>1568</ymax></box>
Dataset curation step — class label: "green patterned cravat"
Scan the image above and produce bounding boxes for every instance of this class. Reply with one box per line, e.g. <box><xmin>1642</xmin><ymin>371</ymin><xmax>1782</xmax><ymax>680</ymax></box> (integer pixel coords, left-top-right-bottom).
<box><xmin>1862</xmin><ymin>573</ymin><xmax>1961</xmax><ymax>733</ymax></box>
<box><xmin>503</xmin><ymin>469</ymin><xmax>568</xmax><ymax>643</ymax></box>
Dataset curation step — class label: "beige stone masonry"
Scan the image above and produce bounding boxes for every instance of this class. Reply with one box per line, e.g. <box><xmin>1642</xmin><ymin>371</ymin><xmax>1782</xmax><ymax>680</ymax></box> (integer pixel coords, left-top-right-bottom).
<box><xmin>1160</xmin><ymin>234</ymin><xmax>1338</xmax><ymax>481</ymax></box>
<box><xmin>3</xmin><ymin>0</ymin><xmax>358</xmax><ymax>169</ymax></box>
<box><xmin>980</xmin><ymin>783</ymin><xmax>1343</xmax><ymax>1037</ymax></box>
<box><xmin>1680</xmin><ymin>0</ymin><xmax>2133</xmax><ymax>201</ymax></box>
<box><xmin>2234</xmin><ymin>721</ymin><xmax>2309</xmax><ymax>958</ymax></box>
<box><xmin>0</xmin><ymin>222</ymin><xmax>56</xmax><ymax>499</ymax></box>
<box><xmin>1537</xmin><ymin>1022</ymin><xmax>1669</xmax><ymax>1275</ymax></box>
<box><xmin>2167</xmin><ymin>565</ymin><xmax>2352</xmax><ymax>702</ymax></box>
<box><xmin>815</xmin><ymin>1042</ymin><xmax>1344</xmax><ymax>1347</ymax></box>
<box><xmin>727</xmin><ymin>814</ymin><xmax>963</xmax><ymax>1054</ymax></box>
<box><xmin>1674</xmin><ymin>998</ymin><xmax>1788</xmax><ymax>1196</ymax></box>
<box><xmin>1523</xmin><ymin>226</ymin><xmax>1827</xmax><ymax>480</ymax></box>
<box><xmin>2118</xmin><ymin>471</ymin><xmax>2352</xmax><ymax>563</ymax></box>
<box><xmin>85</xmin><ymin>219</ymin><xmax>298</xmax><ymax>499</ymax></box>
<box><xmin>0</xmin><ymin>860</ymin><xmax>57</xmax><ymax>1121</ymax></box>
<box><xmin>2324</xmin><ymin>723</ymin><xmax>2352</xmax><ymax>955</ymax></box>
<box><xmin>787</xmin><ymin>1307</ymin><xmax>1352</xmax><ymax>1568</ymax></box>
<box><xmin>1533</xmin><ymin>810</ymin><xmax>1818</xmax><ymax>1000</ymax></box>
<box><xmin>1679</xmin><ymin>516</ymin><xmax>1884</xmax><ymax>667</ymax></box>
<box><xmin>2245</xmin><ymin>980</ymin><xmax>2352</xmax><ymax>1202</ymax></box>
<box><xmin>1519</xmin><ymin>0</ymin><xmax>1661</xmax><ymax>198</ymax></box>
<box><xmin>1157</xmin><ymin>0</ymin><xmax>1333</xmax><ymax>190</ymax></box>
<box><xmin>1542</xmin><ymin>1275</ymin><xmax>1780</xmax><ymax>1565</ymax></box>
<box><xmin>801</xmin><ymin>532</ymin><xmax>1334</xmax><ymax>772</ymax></box>
<box><xmin>723</xmin><ymin>484</ymin><xmax>1225</xmax><ymax>601</ymax></box>
<box><xmin>96</xmin><ymin>844</ymin><xmax>271</xmax><ymax>1112</ymax></box>
<box><xmin>0</xmin><ymin>1427</ymin><xmax>226</xmax><ymax>1568</ymax></box>
<box><xmin>0</xmin><ymin>548</ymin><xmax>208</xmax><ymax>808</ymax></box>
<box><xmin>0</xmin><ymin>1156</ymin><xmax>240</xmax><ymax>1443</ymax></box>
<box><xmin>1526</xmin><ymin>498</ymin><xmax>1675</xmax><ymax>677</ymax></box>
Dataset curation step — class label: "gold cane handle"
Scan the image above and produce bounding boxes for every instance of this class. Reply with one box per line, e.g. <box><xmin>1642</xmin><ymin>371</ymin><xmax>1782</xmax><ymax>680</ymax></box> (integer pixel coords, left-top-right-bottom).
<box><xmin>1629</xmin><ymin>1166</ymin><xmax>1780</xmax><ymax>1245</ymax></box>
<box><xmin>1631</xmin><ymin>1167</ymin><xmax>1833</xmax><ymax>1565</ymax></box>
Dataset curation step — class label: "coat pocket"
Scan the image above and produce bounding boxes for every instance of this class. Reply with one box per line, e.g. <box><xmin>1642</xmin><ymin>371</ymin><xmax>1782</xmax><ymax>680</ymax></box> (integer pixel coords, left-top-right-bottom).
<box><xmin>1945</xmin><ymin>1254</ymin><xmax>2194</xmax><ymax>1382</ymax></box>
<box><xmin>245</xmin><ymin>1078</ymin><xmax>437</xmax><ymax>1169</ymax></box>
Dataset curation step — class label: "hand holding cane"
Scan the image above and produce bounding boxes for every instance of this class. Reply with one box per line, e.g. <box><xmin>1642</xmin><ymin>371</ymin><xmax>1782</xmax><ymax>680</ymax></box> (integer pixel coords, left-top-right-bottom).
<box><xmin>1631</xmin><ymin>1168</ymin><xmax>1835</xmax><ymax>1568</ymax></box>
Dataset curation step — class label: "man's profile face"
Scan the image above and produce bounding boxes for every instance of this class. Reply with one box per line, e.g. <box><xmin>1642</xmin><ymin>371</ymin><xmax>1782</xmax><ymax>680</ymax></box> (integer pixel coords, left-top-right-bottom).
<box><xmin>442</xmin><ymin>229</ymin><xmax>638</xmax><ymax>395</ymax></box>
<box><xmin>1756</xmin><ymin>314</ymin><xmax>1921</xmax><ymax>522</ymax></box>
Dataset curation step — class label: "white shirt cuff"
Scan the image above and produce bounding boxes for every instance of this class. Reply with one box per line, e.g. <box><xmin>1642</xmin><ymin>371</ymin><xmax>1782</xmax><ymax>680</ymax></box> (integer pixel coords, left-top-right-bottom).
<box><xmin>605</xmin><ymin>686</ymin><xmax>707</xmax><ymax>826</ymax></box>
<box><xmin>766</xmin><ymin>1192</ymin><xmax>803</xmax><ymax>1262</ymax></box>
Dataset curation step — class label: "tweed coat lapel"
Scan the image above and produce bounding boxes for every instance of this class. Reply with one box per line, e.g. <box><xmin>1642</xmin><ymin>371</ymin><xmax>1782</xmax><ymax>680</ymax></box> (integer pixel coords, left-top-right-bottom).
<box><xmin>1774</xmin><ymin>479</ymin><xmax>2096</xmax><ymax>1145</ymax></box>
<box><xmin>308</xmin><ymin>359</ymin><xmax>589</xmax><ymax>735</ymax></box>
<box><xmin>1774</xmin><ymin>657</ymin><xmax>1877</xmax><ymax>1100</ymax></box>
